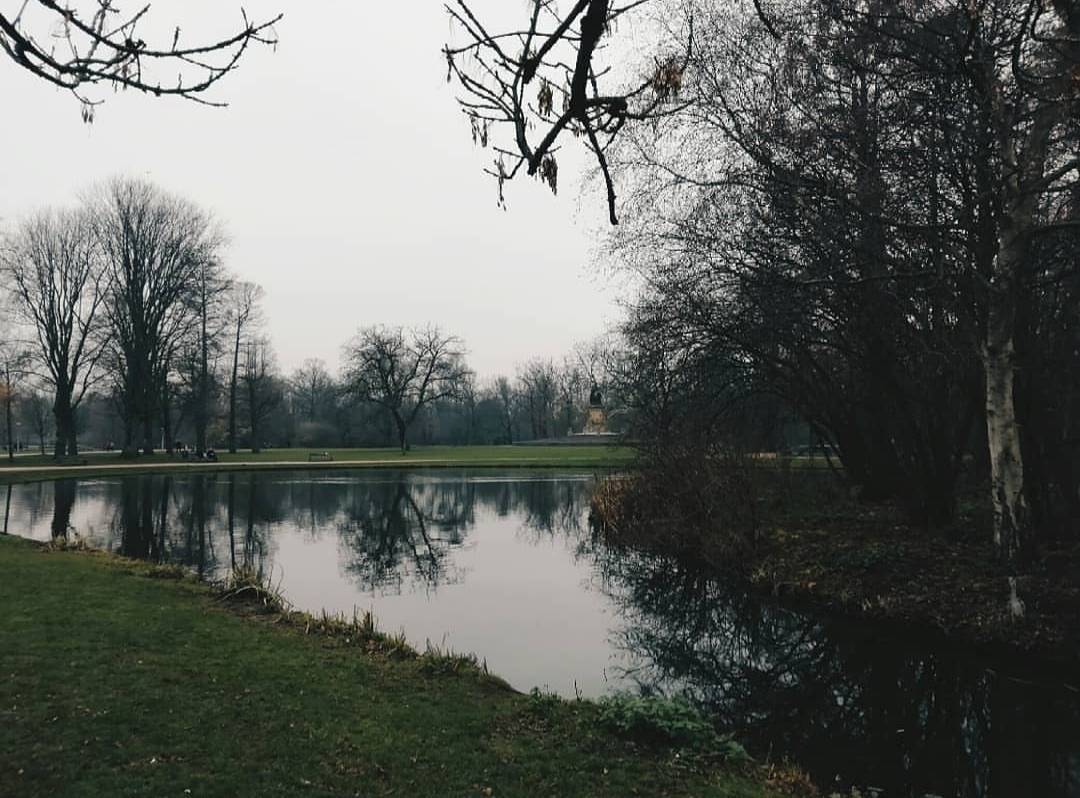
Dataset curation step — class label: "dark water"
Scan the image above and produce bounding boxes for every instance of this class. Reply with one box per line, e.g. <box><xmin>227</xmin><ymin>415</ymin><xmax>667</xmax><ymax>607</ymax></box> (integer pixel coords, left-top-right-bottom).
<box><xmin>4</xmin><ymin>470</ymin><xmax>1078</xmax><ymax>797</ymax></box>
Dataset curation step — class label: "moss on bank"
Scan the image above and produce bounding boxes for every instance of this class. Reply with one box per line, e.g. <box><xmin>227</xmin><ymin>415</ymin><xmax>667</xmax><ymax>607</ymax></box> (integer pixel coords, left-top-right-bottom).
<box><xmin>0</xmin><ymin>535</ymin><xmax>777</xmax><ymax>798</ymax></box>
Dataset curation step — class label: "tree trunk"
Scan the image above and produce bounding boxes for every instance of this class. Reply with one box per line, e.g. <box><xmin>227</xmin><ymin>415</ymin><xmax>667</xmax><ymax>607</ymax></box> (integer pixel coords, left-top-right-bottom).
<box><xmin>979</xmin><ymin>79</ymin><xmax>1054</xmax><ymax>561</ymax></box>
<box><xmin>142</xmin><ymin>414</ymin><xmax>155</xmax><ymax>456</ymax></box>
<box><xmin>248</xmin><ymin>381</ymin><xmax>261</xmax><ymax>454</ymax></box>
<box><xmin>4</xmin><ymin>387</ymin><xmax>13</xmax><ymax>462</ymax></box>
<box><xmin>53</xmin><ymin>388</ymin><xmax>77</xmax><ymax>459</ymax></box>
<box><xmin>983</xmin><ymin>239</ymin><xmax>1031</xmax><ymax>561</ymax></box>
<box><xmin>196</xmin><ymin>292</ymin><xmax>210</xmax><ymax>453</ymax></box>
<box><xmin>121</xmin><ymin>412</ymin><xmax>136</xmax><ymax>457</ymax></box>
<box><xmin>394</xmin><ymin>412</ymin><xmax>408</xmax><ymax>454</ymax></box>
<box><xmin>229</xmin><ymin>323</ymin><xmax>241</xmax><ymax>454</ymax></box>
<box><xmin>53</xmin><ymin>412</ymin><xmax>68</xmax><ymax>460</ymax></box>
<box><xmin>51</xmin><ymin>479</ymin><xmax>76</xmax><ymax>540</ymax></box>
<box><xmin>162</xmin><ymin>381</ymin><xmax>175</xmax><ymax>454</ymax></box>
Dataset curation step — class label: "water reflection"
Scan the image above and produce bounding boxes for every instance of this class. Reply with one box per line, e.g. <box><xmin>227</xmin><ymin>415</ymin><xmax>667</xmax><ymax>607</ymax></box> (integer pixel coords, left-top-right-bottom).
<box><xmin>9</xmin><ymin>470</ymin><xmax>1079</xmax><ymax>797</ymax></box>
<box><xmin>595</xmin><ymin>546</ymin><xmax>1080</xmax><ymax>797</ymax></box>
<box><xmin>338</xmin><ymin>478</ymin><xmax>471</xmax><ymax>591</ymax></box>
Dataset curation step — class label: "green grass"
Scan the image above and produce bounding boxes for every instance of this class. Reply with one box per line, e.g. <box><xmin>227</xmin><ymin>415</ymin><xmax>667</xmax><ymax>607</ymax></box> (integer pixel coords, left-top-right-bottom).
<box><xmin>0</xmin><ymin>445</ymin><xmax>636</xmax><ymax>485</ymax></box>
<box><xmin>0</xmin><ymin>535</ymin><xmax>772</xmax><ymax>797</ymax></box>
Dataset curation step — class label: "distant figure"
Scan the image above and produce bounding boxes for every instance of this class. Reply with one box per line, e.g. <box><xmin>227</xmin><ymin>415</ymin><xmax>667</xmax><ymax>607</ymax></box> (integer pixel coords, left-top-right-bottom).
<box><xmin>206</xmin><ymin>447</ymin><xmax>218</xmax><ymax>462</ymax></box>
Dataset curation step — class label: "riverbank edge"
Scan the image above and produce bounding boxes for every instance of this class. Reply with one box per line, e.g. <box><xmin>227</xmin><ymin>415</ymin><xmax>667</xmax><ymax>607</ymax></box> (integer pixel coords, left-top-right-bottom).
<box><xmin>0</xmin><ymin>534</ymin><xmax>793</xmax><ymax>798</ymax></box>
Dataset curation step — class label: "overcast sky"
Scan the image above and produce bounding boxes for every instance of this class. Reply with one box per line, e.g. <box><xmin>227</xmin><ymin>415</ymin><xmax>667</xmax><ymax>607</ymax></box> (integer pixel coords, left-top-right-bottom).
<box><xmin>0</xmin><ymin>1</ymin><xmax>624</xmax><ymax>378</ymax></box>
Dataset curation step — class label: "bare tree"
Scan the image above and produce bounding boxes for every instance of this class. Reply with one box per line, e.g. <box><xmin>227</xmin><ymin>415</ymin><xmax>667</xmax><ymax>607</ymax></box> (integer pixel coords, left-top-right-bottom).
<box><xmin>226</xmin><ymin>281</ymin><xmax>263</xmax><ymax>453</ymax></box>
<box><xmin>92</xmin><ymin>177</ymin><xmax>223</xmax><ymax>455</ymax></box>
<box><xmin>0</xmin><ymin>2</ymin><xmax>280</xmax><ymax>114</ymax></box>
<box><xmin>557</xmin><ymin>357</ymin><xmax>587</xmax><ymax>436</ymax></box>
<box><xmin>517</xmin><ymin>358</ymin><xmax>558</xmax><ymax>439</ymax></box>
<box><xmin>964</xmin><ymin>1</ymin><xmax>1080</xmax><ymax>559</ymax></box>
<box><xmin>491</xmin><ymin>375</ymin><xmax>518</xmax><ymax>444</ymax></box>
<box><xmin>2</xmin><ymin>207</ymin><xmax>109</xmax><ymax>457</ymax></box>
<box><xmin>182</xmin><ymin>255</ymin><xmax>230</xmax><ymax>453</ymax></box>
<box><xmin>344</xmin><ymin>326</ymin><xmax>470</xmax><ymax>453</ymax></box>
<box><xmin>444</xmin><ymin>0</ymin><xmax>686</xmax><ymax>223</ymax></box>
<box><xmin>458</xmin><ymin>372</ymin><xmax>479</xmax><ymax>445</ymax></box>
<box><xmin>20</xmin><ymin>389</ymin><xmax>53</xmax><ymax>454</ymax></box>
<box><xmin>0</xmin><ymin>339</ymin><xmax>32</xmax><ymax>461</ymax></box>
<box><xmin>290</xmin><ymin>358</ymin><xmax>335</xmax><ymax>422</ymax></box>
<box><xmin>240</xmin><ymin>337</ymin><xmax>280</xmax><ymax>454</ymax></box>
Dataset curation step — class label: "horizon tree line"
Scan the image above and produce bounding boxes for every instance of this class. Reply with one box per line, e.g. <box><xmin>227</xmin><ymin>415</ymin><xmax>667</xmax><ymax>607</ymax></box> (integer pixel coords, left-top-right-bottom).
<box><xmin>1</xmin><ymin>181</ymin><xmax>624</xmax><ymax>458</ymax></box>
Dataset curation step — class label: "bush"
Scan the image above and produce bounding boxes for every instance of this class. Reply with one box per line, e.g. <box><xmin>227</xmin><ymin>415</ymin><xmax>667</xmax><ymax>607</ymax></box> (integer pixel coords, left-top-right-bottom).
<box><xmin>590</xmin><ymin>444</ymin><xmax>760</xmax><ymax>568</ymax></box>
<box><xmin>596</xmin><ymin>694</ymin><xmax>749</xmax><ymax>759</ymax></box>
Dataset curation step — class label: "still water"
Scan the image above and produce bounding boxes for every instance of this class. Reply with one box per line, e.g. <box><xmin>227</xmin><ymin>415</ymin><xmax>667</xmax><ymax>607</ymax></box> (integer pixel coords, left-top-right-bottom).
<box><xmin>5</xmin><ymin>469</ymin><xmax>1079</xmax><ymax>797</ymax></box>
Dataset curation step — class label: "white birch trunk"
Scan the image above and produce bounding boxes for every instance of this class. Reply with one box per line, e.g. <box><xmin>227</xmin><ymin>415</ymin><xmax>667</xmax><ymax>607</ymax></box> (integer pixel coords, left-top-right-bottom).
<box><xmin>982</xmin><ymin>237</ymin><xmax>1029</xmax><ymax>560</ymax></box>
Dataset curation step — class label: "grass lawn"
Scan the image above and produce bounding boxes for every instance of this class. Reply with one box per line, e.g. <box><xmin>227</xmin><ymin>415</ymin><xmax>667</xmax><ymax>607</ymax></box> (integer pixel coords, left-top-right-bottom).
<box><xmin>0</xmin><ymin>535</ymin><xmax>774</xmax><ymax>798</ymax></box>
<box><xmin>0</xmin><ymin>445</ymin><xmax>636</xmax><ymax>485</ymax></box>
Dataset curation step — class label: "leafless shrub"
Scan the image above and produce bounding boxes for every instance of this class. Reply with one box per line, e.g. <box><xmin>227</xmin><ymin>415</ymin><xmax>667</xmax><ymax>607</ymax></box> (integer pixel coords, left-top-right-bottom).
<box><xmin>591</xmin><ymin>443</ymin><xmax>760</xmax><ymax>569</ymax></box>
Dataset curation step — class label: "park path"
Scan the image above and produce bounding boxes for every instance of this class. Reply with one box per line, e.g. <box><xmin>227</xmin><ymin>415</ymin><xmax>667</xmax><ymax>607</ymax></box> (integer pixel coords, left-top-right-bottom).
<box><xmin>0</xmin><ymin>457</ymin><xmax>595</xmax><ymax>477</ymax></box>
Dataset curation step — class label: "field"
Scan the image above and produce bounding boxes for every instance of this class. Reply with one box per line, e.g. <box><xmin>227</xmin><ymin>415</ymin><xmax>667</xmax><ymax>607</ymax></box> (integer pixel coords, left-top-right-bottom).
<box><xmin>0</xmin><ymin>445</ymin><xmax>636</xmax><ymax>485</ymax></box>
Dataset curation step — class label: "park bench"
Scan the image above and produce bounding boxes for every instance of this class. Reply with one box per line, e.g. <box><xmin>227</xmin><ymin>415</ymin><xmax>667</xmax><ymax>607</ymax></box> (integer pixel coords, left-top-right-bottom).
<box><xmin>308</xmin><ymin>452</ymin><xmax>334</xmax><ymax>462</ymax></box>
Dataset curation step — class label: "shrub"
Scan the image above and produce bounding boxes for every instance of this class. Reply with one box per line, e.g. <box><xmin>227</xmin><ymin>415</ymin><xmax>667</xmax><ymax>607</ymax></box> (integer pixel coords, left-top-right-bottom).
<box><xmin>216</xmin><ymin>565</ymin><xmax>289</xmax><ymax>613</ymax></box>
<box><xmin>596</xmin><ymin>694</ymin><xmax>748</xmax><ymax>759</ymax></box>
<box><xmin>526</xmin><ymin>687</ymin><xmax>563</xmax><ymax>719</ymax></box>
<box><xmin>590</xmin><ymin>444</ymin><xmax>760</xmax><ymax>568</ymax></box>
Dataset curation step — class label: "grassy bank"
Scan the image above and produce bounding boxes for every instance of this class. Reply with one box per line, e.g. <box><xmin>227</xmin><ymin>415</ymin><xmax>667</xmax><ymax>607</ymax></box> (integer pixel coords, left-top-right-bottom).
<box><xmin>0</xmin><ymin>445</ymin><xmax>635</xmax><ymax>485</ymax></box>
<box><xmin>0</xmin><ymin>535</ymin><xmax>776</xmax><ymax>798</ymax></box>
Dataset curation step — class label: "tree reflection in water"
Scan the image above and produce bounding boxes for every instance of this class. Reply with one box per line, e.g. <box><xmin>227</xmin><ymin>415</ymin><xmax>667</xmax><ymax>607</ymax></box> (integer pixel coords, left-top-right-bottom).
<box><xmin>592</xmin><ymin>544</ymin><xmax>1080</xmax><ymax>798</ymax></box>
<box><xmin>337</xmin><ymin>475</ymin><xmax>472</xmax><ymax>592</ymax></box>
<box><xmin>50</xmin><ymin>479</ymin><xmax>77</xmax><ymax>540</ymax></box>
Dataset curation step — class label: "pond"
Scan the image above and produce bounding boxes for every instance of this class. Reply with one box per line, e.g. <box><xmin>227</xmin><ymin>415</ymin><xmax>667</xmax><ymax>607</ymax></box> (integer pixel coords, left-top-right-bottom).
<box><xmin>4</xmin><ymin>469</ymin><xmax>1079</xmax><ymax>797</ymax></box>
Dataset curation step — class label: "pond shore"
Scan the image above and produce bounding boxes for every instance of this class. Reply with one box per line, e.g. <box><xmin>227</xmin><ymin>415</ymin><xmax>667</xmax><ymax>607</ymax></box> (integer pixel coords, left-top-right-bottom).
<box><xmin>0</xmin><ymin>535</ymin><xmax>782</xmax><ymax>798</ymax></box>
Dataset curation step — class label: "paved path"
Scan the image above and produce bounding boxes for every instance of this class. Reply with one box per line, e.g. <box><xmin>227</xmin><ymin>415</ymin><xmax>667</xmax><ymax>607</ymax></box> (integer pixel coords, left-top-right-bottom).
<box><xmin>0</xmin><ymin>457</ymin><xmax>607</xmax><ymax>477</ymax></box>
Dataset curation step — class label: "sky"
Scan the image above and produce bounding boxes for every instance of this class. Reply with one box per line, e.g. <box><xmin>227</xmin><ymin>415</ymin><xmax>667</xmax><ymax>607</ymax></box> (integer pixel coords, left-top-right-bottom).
<box><xmin>0</xmin><ymin>1</ymin><xmax>624</xmax><ymax>379</ymax></box>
